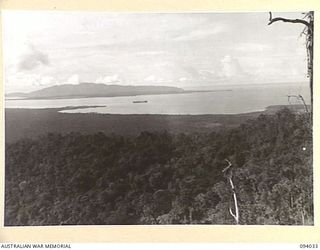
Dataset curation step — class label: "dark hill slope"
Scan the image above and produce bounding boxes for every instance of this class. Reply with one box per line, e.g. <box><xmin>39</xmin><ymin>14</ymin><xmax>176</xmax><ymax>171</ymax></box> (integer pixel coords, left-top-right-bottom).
<box><xmin>5</xmin><ymin>108</ymin><xmax>313</xmax><ymax>225</ymax></box>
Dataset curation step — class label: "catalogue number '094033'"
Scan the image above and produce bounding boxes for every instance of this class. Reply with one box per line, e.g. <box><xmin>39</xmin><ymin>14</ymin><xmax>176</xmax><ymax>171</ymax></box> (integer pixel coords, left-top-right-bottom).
<box><xmin>300</xmin><ymin>244</ymin><xmax>319</xmax><ymax>248</ymax></box>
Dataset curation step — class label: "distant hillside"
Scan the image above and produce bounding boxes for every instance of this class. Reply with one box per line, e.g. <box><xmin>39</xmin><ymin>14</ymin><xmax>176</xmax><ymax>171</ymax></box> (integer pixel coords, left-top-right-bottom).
<box><xmin>6</xmin><ymin>83</ymin><xmax>185</xmax><ymax>99</ymax></box>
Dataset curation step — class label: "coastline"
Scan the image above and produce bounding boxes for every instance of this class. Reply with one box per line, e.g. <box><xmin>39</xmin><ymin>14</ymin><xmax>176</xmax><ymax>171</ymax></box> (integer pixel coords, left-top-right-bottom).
<box><xmin>5</xmin><ymin>104</ymin><xmax>306</xmax><ymax>143</ymax></box>
<box><xmin>4</xmin><ymin>89</ymin><xmax>232</xmax><ymax>101</ymax></box>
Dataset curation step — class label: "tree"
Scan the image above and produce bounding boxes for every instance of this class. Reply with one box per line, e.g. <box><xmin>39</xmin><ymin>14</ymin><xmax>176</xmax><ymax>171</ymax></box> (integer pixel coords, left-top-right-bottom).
<box><xmin>268</xmin><ymin>12</ymin><xmax>314</xmax><ymax>124</ymax></box>
<box><xmin>222</xmin><ymin>159</ymin><xmax>239</xmax><ymax>224</ymax></box>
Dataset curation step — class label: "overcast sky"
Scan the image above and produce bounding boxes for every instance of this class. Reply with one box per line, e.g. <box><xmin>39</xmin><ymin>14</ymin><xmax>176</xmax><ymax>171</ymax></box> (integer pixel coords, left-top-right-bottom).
<box><xmin>3</xmin><ymin>11</ymin><xmax>308</xmax><ymax>93</ymax></box>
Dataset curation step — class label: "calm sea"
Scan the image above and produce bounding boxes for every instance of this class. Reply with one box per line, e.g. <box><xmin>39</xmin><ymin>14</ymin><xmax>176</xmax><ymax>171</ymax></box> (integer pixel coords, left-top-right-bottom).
<box><xmin>5</xmin><ymin>83</ymin><xmax>310</xmax><ymax>115</ymax></box>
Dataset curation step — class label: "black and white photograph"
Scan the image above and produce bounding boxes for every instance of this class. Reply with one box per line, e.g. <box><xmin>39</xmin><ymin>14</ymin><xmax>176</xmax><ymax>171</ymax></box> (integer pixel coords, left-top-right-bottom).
<box><xmin>3</xmin><ymin>11</ymin><xmax>314</xmax><ymax>226</ymax></box>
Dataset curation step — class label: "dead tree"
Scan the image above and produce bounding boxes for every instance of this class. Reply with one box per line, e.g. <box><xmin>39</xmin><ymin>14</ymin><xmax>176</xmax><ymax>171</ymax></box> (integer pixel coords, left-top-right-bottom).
<box><xmin>287</xmin><ymin>94</ymin><xmax>311</xmax><ymax>119</ymax></box>
<box><xmin>223</xmin><ymin>159</ymin><xmax>239</xmax><ymax>224</ymax></box>
<box><xmin>268</xmin><ymin>12</ymin><xmax>314</xmax><ymax>126</ymax></box>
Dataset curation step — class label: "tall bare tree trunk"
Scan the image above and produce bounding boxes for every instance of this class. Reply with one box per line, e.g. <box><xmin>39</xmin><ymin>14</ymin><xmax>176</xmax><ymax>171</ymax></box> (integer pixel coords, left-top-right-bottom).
<box><xmin>301</xmin><ymin>210</ymin><xmax>305</xmax><ymax>225</ymax></box>
<box><xmin>309</xmin><ymin>14</ymin><xmax>314</xmax><ymax>127</ymax></box>
<box><xmin>223</xmin><ymin>159</ymin><xmax>239</xmax><ymax>224</ymax></box>
<box><xmin>268</xmin><ymin>12</ymin><xmax>314</xmax><ymax>126</ymax></box>
<box><xmin>228</xmin><ymin>177</ymin><xmax>239</xmax><ymax>224</ymax></box>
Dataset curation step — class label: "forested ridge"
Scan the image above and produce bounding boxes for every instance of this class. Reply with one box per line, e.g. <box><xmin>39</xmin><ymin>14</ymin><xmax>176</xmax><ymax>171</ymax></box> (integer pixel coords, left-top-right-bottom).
<box><xmin>5</xmin><ymin>108</ymin><xmax>313</xmax><ymax>225</ymax></box>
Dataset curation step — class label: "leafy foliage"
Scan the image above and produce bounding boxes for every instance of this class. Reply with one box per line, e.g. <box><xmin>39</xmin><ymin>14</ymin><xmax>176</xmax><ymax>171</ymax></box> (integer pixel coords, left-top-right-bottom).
<box><xmin>5</xmin><ymin>108</ymin><xmax>313</xmax><ymax>225</ymax></box>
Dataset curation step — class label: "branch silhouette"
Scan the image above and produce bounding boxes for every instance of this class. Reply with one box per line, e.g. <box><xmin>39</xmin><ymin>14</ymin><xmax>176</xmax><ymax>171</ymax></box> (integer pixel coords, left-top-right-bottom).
<box><xmin>268</xmin><ymin>12</ymin><xmax>310</xmax><ymax>27</ymax></box>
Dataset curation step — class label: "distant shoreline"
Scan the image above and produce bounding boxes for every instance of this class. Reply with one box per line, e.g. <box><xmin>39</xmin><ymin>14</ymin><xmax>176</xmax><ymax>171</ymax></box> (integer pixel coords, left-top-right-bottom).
<box><xmin>5</xmin><ymin>104</ymin><xmax>307</xmax><ymax>144</ymax></box>
<box><xmin>4</xmin><ymin>103</ymin><xmax>307</xmax><ymax>114</ymax></box>
<box><xmin>5</xmin><ymin>89</ymin><xmax>232</xmax><ymax>101</ymax></box>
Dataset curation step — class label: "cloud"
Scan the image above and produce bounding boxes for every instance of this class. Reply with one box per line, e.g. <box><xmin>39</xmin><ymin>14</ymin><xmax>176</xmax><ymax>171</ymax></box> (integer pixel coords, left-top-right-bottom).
<box><xmin>155</xmin><ymin>62</ymin><xmax>175</xmax><ymax>67</ymax></box>
<box><xmin>5</xmin><ymin>73</ymin><xmax>58</xmax><ymax>93</ymax></box>
<box><xmin>182</xmin><ymin>65</ymin><xmax>200</xmax><ymax>78</ymax></box>
<box><xmin>95</xmin><ymin>74</ymin><xmax>121</xmax><ymax>84</ymax></box>
<box><xmin>235</xmin><ymin>43</ymin><xmax>272</xmax><ymax>52</ymax></box>
<box><xmin>179</xmin><ymin>77</ymin><xmax>188</xmax><ymax>82</ymax></box>
<box><xmin>4</xmin><ymin>12</ymin><xmax>308</xmax><ymax>92</ymax></box>
<box><xmin>18</xmin><ymin>45</ymin><xmax>49</xmax><ymax>71</ymax></box>
<box><xmin>133</xmin><ymin>51</ymin><xmax>166</xmax><ymax>56</ymax></box>
<box><xmin>218</xmin><ymin>55</ymin><xmax>256</xmax><ymax>83</ymax></box>
<box><xmin>144</xmin><ymin>75</ymin><xmax>156</xmax><ymax>82</ymax></box>
<box><xmin>144</xmin><ymin>75</ymin><xmax>165</xmax><ymax>83</ymax></box>
<box><xmin>199</xmin><ymin>70</ymin><xmax>216</xmax><ymax>79</ymax></box>
<box><xmin>39</xmin><ymin>76</ymin><xmax>57</xmax><ymax>86</ymax></box>
<box><xmin>66</xmin><ymin>74</ymin><xmax>80</xmax><ymax>85</ymax></box>
<box><xmin>220</xmin><ymin>55</ymin><xmax>246</xmax><ymax>79</ymax></box>
<box><xmin>173</xmin><ymin>26</ymin><xmax>224</xmax><ymax>41</ymax></box>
